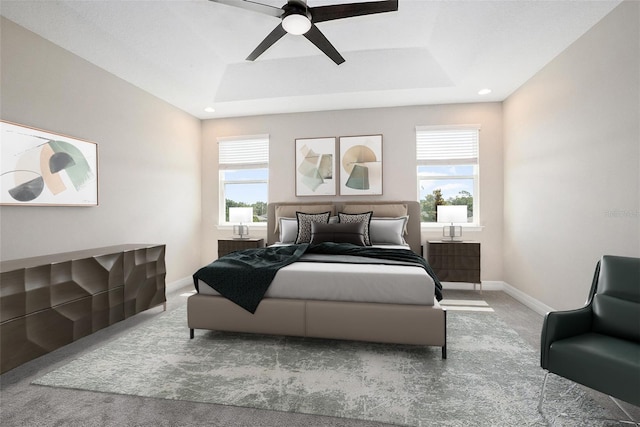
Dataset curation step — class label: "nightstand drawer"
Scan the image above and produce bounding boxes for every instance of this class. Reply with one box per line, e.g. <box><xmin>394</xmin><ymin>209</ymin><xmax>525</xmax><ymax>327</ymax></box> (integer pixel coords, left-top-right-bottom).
<box><xmin>428</xmin><ymin>255</ymin><xmax>480</xmax><ymax>270</ymax></box>
<box><xmin>218</xmin><ymin>238</ymin><xmax>264</xmax><ymax>258</ymax></box>
<box><xmin>429</xmin><ymin>242</ymin><xmax>480</xmax><ymax>257</ymax></box>
<box><xmin>431</xmin><ymin>268</ymin><xmax>481</xmax><ymax>284</ymax></box>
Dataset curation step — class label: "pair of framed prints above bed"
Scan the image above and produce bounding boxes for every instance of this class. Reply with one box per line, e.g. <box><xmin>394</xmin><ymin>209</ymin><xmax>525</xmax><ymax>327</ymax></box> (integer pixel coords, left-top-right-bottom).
<box><xmin>295</xmin><ymin>134</ymin><xmax>382</xmax><ymax>197</ymax></box>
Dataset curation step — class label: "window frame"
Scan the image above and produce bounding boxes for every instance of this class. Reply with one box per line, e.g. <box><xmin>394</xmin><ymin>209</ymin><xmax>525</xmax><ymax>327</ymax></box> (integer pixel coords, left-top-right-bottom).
<box><xmin>218</xmin><ymin>134</ymin><xmax>269</xmax><ymax>226</ymax></box>
<box><xmin>415</xmin><ymin>125</ymin><xmax>481</xmax><ymax>227</ymax></box>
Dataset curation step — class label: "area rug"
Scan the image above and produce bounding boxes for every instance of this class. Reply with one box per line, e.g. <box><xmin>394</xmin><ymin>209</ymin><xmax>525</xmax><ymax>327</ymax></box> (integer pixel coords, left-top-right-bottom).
<box><xmin>33</xmin><ymin>304</ymin><xmax>618</xmax><ymax>426</ymax></box>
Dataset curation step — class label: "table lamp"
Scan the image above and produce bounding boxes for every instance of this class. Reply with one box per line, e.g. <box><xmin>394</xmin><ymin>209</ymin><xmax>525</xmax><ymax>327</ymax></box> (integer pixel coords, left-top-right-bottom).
<box><xmin>229</xmin><ymin>207</ymin><xmax>253</xmax><ymax>239</ymax></box>
<box><xmin>437</xmin><ymin>205</ymin><xmax>467</xmax><ymax>242</ymax></box>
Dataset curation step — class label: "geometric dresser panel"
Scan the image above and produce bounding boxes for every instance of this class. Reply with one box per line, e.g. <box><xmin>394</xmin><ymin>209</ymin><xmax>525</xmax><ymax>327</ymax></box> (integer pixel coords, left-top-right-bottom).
<box><xmin>0</xmin><ymin>244</ymin><xmax>165</xmax><ymax>374</ymax></box>
<box><xmin>123</xmin><ymin>245</ymin><xmax>166</xmax><ymax>318</ymax></box>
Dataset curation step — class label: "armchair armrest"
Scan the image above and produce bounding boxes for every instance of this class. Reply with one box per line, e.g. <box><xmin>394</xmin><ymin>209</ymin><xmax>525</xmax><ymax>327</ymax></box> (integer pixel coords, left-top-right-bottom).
<box><xmin>540</xmin><ymin>305</ymin><xmax>592</xmax><ymax>369</ymax></box>
<box><xmin>541</xmin><ymin>259</ymin><xmax>601</xmax><ymax>369</ymax></box>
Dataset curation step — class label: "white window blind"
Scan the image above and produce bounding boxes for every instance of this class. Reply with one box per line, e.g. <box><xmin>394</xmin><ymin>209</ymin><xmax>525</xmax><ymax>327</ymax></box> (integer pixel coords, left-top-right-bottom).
<box><xmin>218</xmin><ymin>135</ymin><xmax>269</xmax><ymax>170</ymax></box>
<box><xmin>416</xmin><ymin>126</ymin><xmax>479</xmax><ymax>166</ymax></box>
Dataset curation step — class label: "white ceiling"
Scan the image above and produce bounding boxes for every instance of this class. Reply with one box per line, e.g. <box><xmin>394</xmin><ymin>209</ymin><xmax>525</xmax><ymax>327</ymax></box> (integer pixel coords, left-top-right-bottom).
<box><xmin>0</xmin><ymin>0</ymin><xmax>622</xmax><ymax>119</ymax></box>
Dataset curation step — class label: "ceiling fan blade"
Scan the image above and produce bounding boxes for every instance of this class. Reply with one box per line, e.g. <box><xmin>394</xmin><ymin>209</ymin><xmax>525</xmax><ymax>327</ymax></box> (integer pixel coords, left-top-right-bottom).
<box><xmin>303</xmin><ymin>24</ymin><xmax>345</xmax><ymax>65</ymax></box>
<box><xmin>246</xmin><ymin>23</ymin><xmax>287</xmax><ymax>61</ymax></box>
<box><xmin>209</xmin><ymin>0</ymin><xmax>283</xmax><ymax>18</ymax></box>
<box><xmin>311</xmin><ymin>0</ymin><xmax>398</xmax><ymax>23</ymax></box>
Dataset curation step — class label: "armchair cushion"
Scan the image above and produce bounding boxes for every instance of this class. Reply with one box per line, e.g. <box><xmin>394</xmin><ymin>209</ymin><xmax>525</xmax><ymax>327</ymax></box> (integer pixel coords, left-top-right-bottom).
<box><xmin>593</xmin><ymin>294</ymin><xmax>640</xmax><ymax>342</ymax></box>
<box><xmin>548</xmin><ymin>332</ymin><xmax>640</xmax><ymax>406</ymax></box>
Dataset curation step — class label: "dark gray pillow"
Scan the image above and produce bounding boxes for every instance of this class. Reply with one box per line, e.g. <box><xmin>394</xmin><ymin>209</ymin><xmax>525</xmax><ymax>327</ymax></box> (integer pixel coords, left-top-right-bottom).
<box><xmin>295</xmin><ymin>211</ymin><xmax>331</xmax><ymax>244</ymax></box>
<box><xmin>338</xmin><ymin>211</ymin><xmax>373</xmax><ymax>245</ymax></box>
<box><xmin>310</xmin><ymin>222</ymin><xmax>367</xmax><ymax>246</ymax></box>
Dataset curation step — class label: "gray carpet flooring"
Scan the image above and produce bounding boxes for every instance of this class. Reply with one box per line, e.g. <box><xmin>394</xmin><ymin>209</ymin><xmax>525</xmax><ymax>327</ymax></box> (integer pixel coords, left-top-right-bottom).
<box><xmin>1</xmin><ymin>285</ymin><xmax>638</xmax><ymax>427</ymax></box>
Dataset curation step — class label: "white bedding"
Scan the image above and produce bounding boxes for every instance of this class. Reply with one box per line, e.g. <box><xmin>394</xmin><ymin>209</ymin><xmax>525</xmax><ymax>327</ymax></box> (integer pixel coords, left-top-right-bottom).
<box><xmin>197</xmin><ymin>246</ymin><xmax>435</xmax><ymax>306</ymax></box>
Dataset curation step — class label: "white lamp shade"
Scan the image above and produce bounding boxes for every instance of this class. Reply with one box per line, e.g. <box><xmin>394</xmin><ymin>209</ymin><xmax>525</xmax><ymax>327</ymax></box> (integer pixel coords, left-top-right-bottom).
<box><xmin>282</xmin><ymin>14</ymin><xmax>311</xmax><ymax>35</ymax></box>
<box><xmin>229</xmin><ymin>207</ymin><xmax>253</xmax><ymax>224</ymax></box>
<box><xmin>437</xmin><ymin>205</ymin><xmax>467</xmax><ymax>224</ymax></box>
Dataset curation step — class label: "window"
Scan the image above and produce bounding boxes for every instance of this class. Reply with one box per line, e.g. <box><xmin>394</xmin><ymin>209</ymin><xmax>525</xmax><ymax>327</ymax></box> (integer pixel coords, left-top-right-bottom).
<box><xmin>218</xmin><ymin>135</ymin><xmax>269</xmax><ymax>224</ymax></box>
<box><xmin>416</xmin><ymin>126</ymin><xmax>479</xmax><ymax>224</ymax></box>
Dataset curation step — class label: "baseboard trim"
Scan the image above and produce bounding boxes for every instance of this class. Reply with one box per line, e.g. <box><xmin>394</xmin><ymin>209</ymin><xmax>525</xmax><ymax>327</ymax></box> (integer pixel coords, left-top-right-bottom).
<box><xmin>441</xmin><ymin>280</ymin><xmax>503</xmax><ymax>291</ymax></box>
<box><xmin>501</xmin><ymin>281</ymin><xmax>555</xmax><ymax>316</ymax></box>
<box><xmin>442</xmin><ymin>280</ymin><xmax>554</xmax><ymax>316</ymax></box>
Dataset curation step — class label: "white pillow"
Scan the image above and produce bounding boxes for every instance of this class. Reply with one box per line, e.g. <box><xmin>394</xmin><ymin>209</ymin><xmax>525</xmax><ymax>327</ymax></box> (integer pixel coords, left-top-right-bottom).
<box><xmin>369</xmin><ymin>216</ymin><xmax>408</xmax><ymax>245</ymax></box>
<box><xmin>279</xmin><ymin>218</ymin><xmax>298</xmax><ymax>243</ymax></box>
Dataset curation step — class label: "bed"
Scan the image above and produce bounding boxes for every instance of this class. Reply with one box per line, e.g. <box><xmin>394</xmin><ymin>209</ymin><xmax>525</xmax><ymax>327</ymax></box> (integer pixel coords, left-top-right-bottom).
<box><xmin>188</xmin><ymin>201</ymin><xmax>447</xmax><ymax>358</ymax></box>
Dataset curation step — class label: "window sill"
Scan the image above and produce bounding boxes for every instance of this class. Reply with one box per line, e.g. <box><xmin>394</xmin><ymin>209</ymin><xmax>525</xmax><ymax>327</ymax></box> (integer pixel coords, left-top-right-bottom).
<box><xmin>421</xmin><ymin>224</ymin><xmax>484</xmax><ymax>233</ymax></box>
<box><xmin>217</xmin><ymin>223</ymin><xmax>267</xmax><ymax>231</ymax></box>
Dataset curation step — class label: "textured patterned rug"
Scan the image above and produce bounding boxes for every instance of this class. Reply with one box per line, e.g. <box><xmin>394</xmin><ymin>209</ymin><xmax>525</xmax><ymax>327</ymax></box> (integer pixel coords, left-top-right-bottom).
<box><xmin>33</xmin><ymin>303</ymin><xmax>619</xmax><ymax>426</ymax></box>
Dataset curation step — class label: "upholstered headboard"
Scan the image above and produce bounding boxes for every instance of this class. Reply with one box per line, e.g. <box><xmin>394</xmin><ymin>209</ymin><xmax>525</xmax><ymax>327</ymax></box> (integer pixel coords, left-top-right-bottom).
<box><xmin>267</xmin><ymin>201</ymin><xmax>422</xmax><ymax>255</ymax></box>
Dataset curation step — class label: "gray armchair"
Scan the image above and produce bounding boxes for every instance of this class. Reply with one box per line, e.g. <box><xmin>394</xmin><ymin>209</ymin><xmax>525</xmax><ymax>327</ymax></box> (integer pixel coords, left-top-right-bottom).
<box><xmin>539</xmin><ymin>255</ymin><xmax>640</xmax><ymax>417</ymax></box>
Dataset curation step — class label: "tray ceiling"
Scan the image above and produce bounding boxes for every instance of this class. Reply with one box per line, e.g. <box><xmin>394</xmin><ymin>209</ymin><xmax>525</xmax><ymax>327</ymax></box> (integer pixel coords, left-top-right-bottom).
<box><xmin>0</xmin><ymin>0</ymin><xmax>622</xmax><ymax>118</ymax></box>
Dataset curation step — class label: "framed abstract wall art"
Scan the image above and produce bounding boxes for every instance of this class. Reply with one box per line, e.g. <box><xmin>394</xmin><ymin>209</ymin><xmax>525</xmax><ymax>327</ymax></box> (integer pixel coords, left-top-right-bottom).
<box><xmin>339</xmin><ymin>134</ymin><xmax>383</xmax><ymax>196</ymax></box>
<box><xmin>295</xmin><ymin>137</ymin><xmax>336</xmax><ymax>196</ymax></box>
<box><xmin>0</xmin><ymin>120</ymin><xmax>98</xmax><ymax>206</ymax></box>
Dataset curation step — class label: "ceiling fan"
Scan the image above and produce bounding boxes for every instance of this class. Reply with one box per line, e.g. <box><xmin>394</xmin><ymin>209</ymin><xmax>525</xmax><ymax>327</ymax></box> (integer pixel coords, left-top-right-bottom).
<box><xmin>210</xmin><ymin>0</ymin><xmax>399</xmax><ymax>65</ymax></box>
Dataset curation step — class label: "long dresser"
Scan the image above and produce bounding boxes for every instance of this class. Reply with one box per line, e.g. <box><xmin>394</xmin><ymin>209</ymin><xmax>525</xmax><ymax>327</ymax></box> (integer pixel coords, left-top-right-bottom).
<box><xmin>0</xmin><ymin>244</ymin><xmax>166</xmax><ymax>374</ymax></box>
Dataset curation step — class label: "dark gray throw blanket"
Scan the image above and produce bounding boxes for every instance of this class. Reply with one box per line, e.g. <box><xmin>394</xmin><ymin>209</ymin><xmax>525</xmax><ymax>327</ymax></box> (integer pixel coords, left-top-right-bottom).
<box><xmin>193</xmin><ymin>242</ymin><xmax>443</xmax><ymax>313</ymax></box>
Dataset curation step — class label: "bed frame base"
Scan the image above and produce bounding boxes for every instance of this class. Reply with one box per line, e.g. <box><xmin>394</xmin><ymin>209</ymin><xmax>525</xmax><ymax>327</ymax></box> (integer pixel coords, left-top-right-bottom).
<box><xmin>188</xmin><ymin>294</ymin><xmax>447</xmax><ymax>359</ymax></box>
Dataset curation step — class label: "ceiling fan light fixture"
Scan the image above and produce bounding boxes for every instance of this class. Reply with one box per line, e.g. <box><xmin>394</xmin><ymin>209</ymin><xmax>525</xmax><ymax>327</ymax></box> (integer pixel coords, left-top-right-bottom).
<box><xmin>218</xmin><ymin>0</ymin><xmax>399</xmax><ymax>65</ymax></box>
<box><xmin>282</xmin><ymin>13</ymin><xmax>311</xmax><ymax>35</ymax></box>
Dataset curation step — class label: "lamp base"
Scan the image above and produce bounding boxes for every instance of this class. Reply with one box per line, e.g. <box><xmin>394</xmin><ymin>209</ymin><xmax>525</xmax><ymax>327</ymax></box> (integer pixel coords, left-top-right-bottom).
<box><xmin>233</xmin><ymin>224</ymin><xmax>250</xmax><ymax>240</ymax></box>
<box><xmin>442</xmin><ymin>225</ymin><xmax>462</xmax><ymax>241</ymax></box>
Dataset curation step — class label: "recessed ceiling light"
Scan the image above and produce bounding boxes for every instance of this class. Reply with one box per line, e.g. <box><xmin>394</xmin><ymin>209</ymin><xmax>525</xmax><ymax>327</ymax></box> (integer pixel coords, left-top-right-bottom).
<box><xmin>478</xmin><ymin>88</ymin><xmax>492</xmax><ymax>95</ymax></box>
<box><xmin>204</xmin><ymin>106</ymin><xmax>216</xmax><ymax>113</ymax></box>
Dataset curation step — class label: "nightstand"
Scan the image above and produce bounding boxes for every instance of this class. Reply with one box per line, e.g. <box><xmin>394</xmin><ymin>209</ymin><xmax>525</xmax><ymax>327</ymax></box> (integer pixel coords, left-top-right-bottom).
<box><xmin>426</xmin><ymin>240</ymin><xmax>481</xmax><ymax>292</ymax></box>
<box><xmin>218</xmin><ymin>238</ymin><xmax>265</xmax><ymax>258</ymax></box>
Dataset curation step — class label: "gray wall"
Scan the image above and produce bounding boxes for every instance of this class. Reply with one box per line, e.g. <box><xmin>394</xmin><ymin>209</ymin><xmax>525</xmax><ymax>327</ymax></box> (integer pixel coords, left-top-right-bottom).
<box><xmin>0</xmin><ymin>17</ymin><xmax>203</xmax><ymax>284</ymax></box>
<box><xmin>201</xmin><ymin>103</ymin><xmax>504</xmax><ymax>281</ymax></box>
<box><xmin>503</xmin><ymin>1</ymin><xmax>640</xmax><ymax>310</ymax></box>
